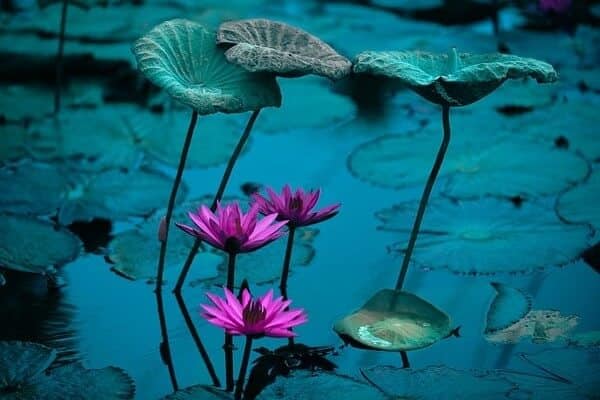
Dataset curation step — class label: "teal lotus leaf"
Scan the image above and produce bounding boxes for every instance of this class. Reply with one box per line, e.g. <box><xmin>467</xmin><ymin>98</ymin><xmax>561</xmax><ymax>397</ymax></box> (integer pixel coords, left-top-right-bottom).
<box><xmin>132</xmin><ymin>19</ymin><xmax>282</xmax><ymax>114</ymax></box>
<box><xmin>361</xmin><ymin>365</ymin><xmax>516</xmax><ymax>399</ymax></box>
<box><xmin>557</xmin><ymin>171</ymin><xmax>600</xmax><ymax>230</ymax></box>
<box><xmin>484</xmin><ymin>282</ymin><xmax>532</xmax><ymax>334</ymax></box>
<box><xmin>353</xmin><ymin>49</ymin><xmax>558</xmax><ymax>106</ymax></box>
<box><xmin>378</xmin><ymin>197</ymin><xmax>592</xmax><ymax>274</ymax></box>
<box><xmin>0</xmin><ymin>215</ymin><xmax>81</xmax><ymax>275</ymax></box>
<box><xmin>0</xmin><ymin>341</ymin><xmax>57</xmax><ymax>389</ymax></box>
<box><xmin>216</xmin><ymin>19</ymin><xmax>352</xmax><ymax>80</ymax></box>
<box><xmin>333</xmin><ymin>289</ymin><xmax>456</xmax><ymax>352</ymax></box>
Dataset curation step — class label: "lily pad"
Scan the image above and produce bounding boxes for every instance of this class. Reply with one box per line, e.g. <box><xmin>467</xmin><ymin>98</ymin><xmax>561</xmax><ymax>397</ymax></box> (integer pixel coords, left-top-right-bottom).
<box><xmin>162</xmin><ymin>385</ymin><xmax>231</xmax><ymax>399</ymax></box>
<box><xmin>333</xmin><ymin>289</ymin><xmax>456</xmax><ymax>352</ymax></box>
<box><xmin>485</xmin><ymin>310</ymin><xmax>579</xmax><ymax>344</ymax></box>
<box><xmin>57</xmin><ymin>167</ymin><xmax>187</xmax><ymax>224</ymax></box>
<box><xmin>0</xmin><ymin>214</ymin><xmax>81</xmax><ymax>276</ymax></box>
<box><xmin>484</xmin><ymin>282</ymin><xmax>532</xmax><ymax>334</ymax></box>
<box><xmin>352</xmin><ymin>49</ymin><xmax>557</xmax><ymax>106</ymax></box>
<box><xmin>216</xmin><ymin>18</ymin><xmax>352</xmax><ymax>80</ymax></box>
<box><xmin>37</xmin><ymin>0</ymin><xmax>109</xmax><ymax>9</ymax></box>
<box><xmin>132</xmin><ymin>19</ymin><xmax>281</xmax><ymax>114</ymax></box>
<box><xmin>348</xmin><ymin>131</ymin><xmax>589</xmax><ymax>198</ymax></box>
<box><xmin>195</xmin><ymin>227</ymin><xmax>317</xmax><ymax>288</ymax></box>
<box><xmin>0</xmin><ymin>341</ymin><xmax>57</xmax><ymax>388</ymax></box>
<box><xmin>0</xmin><ymin>125</ymin><xmax>29</xmax><ymax>164</ymax></box>
<box><xmin>567</xmin><ymin>331</ymin><xmax>600</xmax><ymax>348</ymax></box>
<box><xmin>379</xmin><ymin>197</ymin><xmax>592</xmax><ymax>275</ymax></box>
<box><xmin>256</xmin><ymin>370</ymin><xmax>389</xmax><ymax>400</ymax></box>
<box><xmin>361</xmin><ymin>365</ymin><xmax>516</xmax><ymax>400</ymax></box>
<box><xmin>557</xmin><ymin>171</ymin><xmax>600</xmax><ymax>230</ymax></box>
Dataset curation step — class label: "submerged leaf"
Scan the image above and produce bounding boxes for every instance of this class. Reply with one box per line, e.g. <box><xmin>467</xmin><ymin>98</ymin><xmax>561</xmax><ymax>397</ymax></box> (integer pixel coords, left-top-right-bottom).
<box><xmin>557</xmin><ymin>171</ymin><xmax>600</xmax><ymax>231</ymax></box>
<box><xmin>132</xmin><ymin>19</ymin><xmax>281</xmax><ymax>114</ymax></box>
<box><xmin>0</xmin><ymin>341</ymin><xmax>57</xmax><ymax>389</ymax></box>
<box><xmin>379</xmin><ymin>197</ymin><xmax>592</xmax><ymax>274</ymax></box>
<box><xmin>484</xmin><ymin>282</ymin><xmax>532</xmax><ymax>334</ymax></box>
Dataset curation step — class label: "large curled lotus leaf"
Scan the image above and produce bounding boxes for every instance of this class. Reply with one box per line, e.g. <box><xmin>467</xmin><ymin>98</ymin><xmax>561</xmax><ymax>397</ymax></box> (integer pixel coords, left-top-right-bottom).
<box><xmin>137</xmin><ymin>110</ymin><xmax>250</xmax><ymax>169</ymax></box>
<box><xmin>484</xmin><ymin>282</ymin><xmax>532</xmax><ymax>334</ymax></box>
<box><xmin>132</xmin><ymin>19</ymin><xmax>282</xmax><ymax>115</ymax></box>
<box><xmin>557</xmin><ymin>171</ymin><xmax>600</xmax><ymax>230</ymax></box>
<box><xmin>216</xmin><ymin>18</ymin><xmax>352</xmax><ymax>80</ymax></box>
<box><xmin>162</xmin><ymin>384</ymin><xmax>231</xmax><ymax>399</ymax></box>
<box><xmin>348</xmin><ymin>130</ymin><xmax>588</xmax><ymax>198</ymax></box>
<box><xmin>0</xmin><ymin>341</ymin><xmax>57</xmax><ymax>389</ymax></box>
<box><xmin>2</xmin><ymin>362</ymin><xmax>135</xmax><ymax>400</ymax></box>
<box><xmin>361</xmin><ymin>365</ymin><xmax>517</xmax><ymax>399</ymax></box>
<box><xmin>503</xmin><ymin>348</ymin><xmax>600</xmax><ymax>400</ymax></box>
<box><xmin>333</xmin><ymin>289</ymin><xmax>454</xmax><ymax>352</ymax></box>
<box><xmin>485</xmin><ymin>310</ymin><xmax>579</xmax><ymax>344</ymax></box>
<box><xmin>378</xmin><ymin>197</ymin><xmax>592</xmax><ymax>275</ymax></box>
<box><xmin>0</xmin><ymin>214</ymin><xmax>81</xmax><ymax>275</ymax></box>
<box><xmin>256</xmin><ymin>77</ymin><xmax>356</xmax><ymax>134</ymax></box>
<box><xmin>256</xmin><ymin>370</ymin><xmax>389</xmax><ymax>400</ymax></box>
<box><xmin>0</xmin><ymin>162</ymin><xmax>68</xmax><ymax>216</ymax></box>
<box><xmin>195</xmin><ymin>227</ymin><xmax>317</xmax><ymax>288</ymax></box>
<box><xmin>107</xmin><ymin>198</ymin><xmax>223</xmax><ymax>283</ymax></box>
<box><xmin>57</xmin><ymin>167</ymin><xmax>188</xmax><ymax>224</ymax></box>
<box><xmin>352</xmin><ymin>50</ymin><xmax>558</xmax><ymax>106</ymax></box>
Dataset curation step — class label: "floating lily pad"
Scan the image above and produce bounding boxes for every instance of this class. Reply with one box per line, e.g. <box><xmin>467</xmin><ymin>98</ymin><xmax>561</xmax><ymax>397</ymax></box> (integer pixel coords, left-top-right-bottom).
<box><xmin>361</xmin><ymin>365</ymin><xmax>516</xmax><ymax>399</ymax></box>
<box><xmin>0</xmin><ymin>214</ymin><xmax>81</xmax><ymax>276</ymax></box>
<box><xmin>162</xmin><ymin>385</ymin><xmax>231</xmax><ymax>399</ymax></box>
<box><xmin>57</xmin><ymin>167</ymin><xmax>187</xmax><ymax>224</ymax></box>
<box><xmin>0</xmin><ymin>341</ymin><xmax>57</xmax><ymax>388</ymax></box>
<box><xmin>557</xmin><ymin>171</ymin><xmax>600</xmax><ymax>230</ymax></box>
<box><xmin>333</xmin><ymin>289</ymin><xmax>456</xmax><ymax>352</ymax></box>
<box><xmin>348</xmin><ymin>131</ymin><xmax>589</xmax><ymax>198</ymax></box>
<box><xmin>195</xmin><ymin>227</ymin><xmax>317</xmax><ymax>288</ymax></box>
<box><xmin>216</xmin><ymin>19</ymin><xmax>352</xmax><ymax>80</ymax></box>
<box><xmin>132</xmin><ymin>19</ymin><xmax>281</xmax><ymax>114</ymax></box>
<box><xmin>379</xmin><ymin>197</ymin><xmax>592</xmax><ymax>274</ymax></box>
<box><xmin>567</xmin><ymin>331</ymin><xmax>600</xmax><ymax>348</ymax></box>
<box><xmin>485</xmin><ymin>282</ymin><xmax>532</xmax><ymax>334</ymax></box>
<box><xmin>256</xmin><ymin>370</ymin><xmax>389</xmax><ymax>400</ymax></box>
<box><xmin>0</xmin><ymin>125</ymin><xmax>29</xmax><ymax>164</ymax></box>
<box><xmin>485</xmin><ymin>310</ymin><xmax>579</xmax><ymax>344</ymax></box>
<box><xmin>137</xmin><ymin>110</ymin><xmax>250</xmax><ymax>169</ymax></box>
<box><xmin>0</xmin><ymin>342</ymin><xmax>135</xmax><ymax>400</ymax></box>
<box><xmin>256</xmin><ymin>77</ymin><xmax>356</xmax><ymax>133</ymax></box>
<box><xmin>352</xmin><ymin>49</ymin><xmax>557</xmax><ymax>106</ymax></box>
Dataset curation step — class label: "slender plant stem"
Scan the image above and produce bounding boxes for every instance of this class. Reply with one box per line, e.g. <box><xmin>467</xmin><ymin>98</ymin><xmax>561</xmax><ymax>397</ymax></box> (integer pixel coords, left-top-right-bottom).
<box><xmin>400</xmin><ymin>351</ymin><xmax>410</xmax><ymax>368</ymax></box>
<box><xmin>154</xmin><ymin>110</ymin><xmax>198</xmax><ymax>293</ymax></box>
<box><xmin>54</xmin><ymin>0</ymin><xmax>68</xmax><ymax>115</ymax></box>
<box><xmin>395</xmin><ymin>105</ymin><xmax>451</xmax><ymax>291</ymax></box>
<box><xmin>173</xmin><ymin>109</ymin><xmax>261</xmax><ymax>293</ymax></box>
<box><xmin>174</xmin><ymin>292</ymin><xmax>221</xmax><ymax>387</ymax></box>
<box><xmin>234</xmin><ymin>337</ymin><xmax>253</xmax><ymax>400</ymax></box>
<box><xmin>155</xmin><ymin>289</ymin><xmax>179</xmax><ymax>391</ymax></box>
<box><xmin>279</xmin><ymin>226</ymin><xmax>296</xmax><ymax>346</ymax></box>
<box><xmin>224</xmin><ymin>252</ymin><xmax>237</xmax><ymax>391</ymax></box>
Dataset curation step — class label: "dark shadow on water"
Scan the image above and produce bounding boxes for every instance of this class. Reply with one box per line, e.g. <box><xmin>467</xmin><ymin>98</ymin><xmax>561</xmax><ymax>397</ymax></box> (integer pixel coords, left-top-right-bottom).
<box><xmin>67</xmin><ymin>218</ymin><xmax>113</xmax><ymax>254</ymax></box>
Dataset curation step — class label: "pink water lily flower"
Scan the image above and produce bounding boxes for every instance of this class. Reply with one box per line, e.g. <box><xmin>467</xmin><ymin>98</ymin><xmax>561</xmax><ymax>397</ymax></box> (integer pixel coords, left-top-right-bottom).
<box><xmin>176</xmin><ymin>201</ymin><xmax>288</xmax><ymax>254</ymax></box>
<box><xmin>251</xmin><ymin>185</ymin><xmax>340</xmax><ymax>228</ymax></box>
<box><xmin>201</xmin><ymin>287</ymin><xmax>307</xmax><ymax>338</ymax></box>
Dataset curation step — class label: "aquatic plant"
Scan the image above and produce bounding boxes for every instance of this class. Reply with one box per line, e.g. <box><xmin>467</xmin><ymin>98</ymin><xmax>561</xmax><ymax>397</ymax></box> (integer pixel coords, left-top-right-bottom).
<box><xmin>132</xmin><ymin>19</ymin><xmax>281</xmax><ymax>295</ymax></box>
<box><xmin>201</xmin><ymin>287</ymin><xmax>307</xmax><ymax>399</ymax></box>
<box><xmin>177</xmin><ymin>201</ymin><xmax>287</xmax><ymax>391</ymax></box>
<box><xmin>352</xmin><ymin>48</ymin><xmax>558</xmax><ymax>290</ymax></box>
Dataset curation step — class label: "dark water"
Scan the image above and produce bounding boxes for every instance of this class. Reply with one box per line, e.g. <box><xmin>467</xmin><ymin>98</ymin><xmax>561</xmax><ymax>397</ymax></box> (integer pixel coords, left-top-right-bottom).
<box><xmin>1</xmin><ymin>1</ymin><xmax>599</xmax><ymax>399</ymax></box>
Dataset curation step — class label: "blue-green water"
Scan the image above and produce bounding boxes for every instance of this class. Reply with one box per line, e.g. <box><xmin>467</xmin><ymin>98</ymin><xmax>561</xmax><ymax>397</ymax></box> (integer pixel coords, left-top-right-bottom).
<box><xmin>1</xmin><ymin>1</ymin><xmax>599</xmax><ymax>399</ymax></box>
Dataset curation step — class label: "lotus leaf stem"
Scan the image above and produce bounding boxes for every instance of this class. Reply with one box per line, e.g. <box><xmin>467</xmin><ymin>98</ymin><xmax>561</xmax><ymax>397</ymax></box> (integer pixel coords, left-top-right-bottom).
<box><xmin>400</xmin><ymin>351</ymin><xmax>410</xmax><ymax>368</ymax></box>
<box><xmin>155</xmin><ymin>289</ymin><xmax>179</xmax><ymax>391</ymax></box>
<box><xmin>234</xmin><ymin>336</ymin><xmax>253</xmax><ymax>400</ymax></box>
<box><xmin>54</xmin><ymin>0</ymin><xmax>68</xmax><ymax>115</ymax></box>
<box><xmin>279</xmin><ymin>225</ymin><xmax>296</xmax><ymax>346</ymax></box>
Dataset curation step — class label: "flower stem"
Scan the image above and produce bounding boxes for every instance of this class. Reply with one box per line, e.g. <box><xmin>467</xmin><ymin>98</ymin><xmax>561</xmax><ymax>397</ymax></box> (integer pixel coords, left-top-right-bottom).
<box><xmin>234</xmin><ymin>337</ymin><xmax>253</xmax><ymax>400</ymax></box>
<box><xmin>155</xmin><ymin>110</ymin><xmax>198</xmax><ymax>293</ymax></box>
<box><xmin>395</xmin><ymin>105</ymin><xmax>451</xmax><ymax>291</ymax></box>
<box><xmin>224</xmin><ymin>252</ymin><xmax>237</xmax><ymax>392</ymax></box>
<box><xmin>173</xmin><ymin>109</ymin><xmax>261</xmax><ymax>294</ymax></box>
<box><xmin>279</xmin><ymin>226</ymin><xmax>296</xmax><ymax>346</ymax></box>
<box><xmin>174</xmin><ymin>292</ymin><xmax>221</xmax><ymax>387</ymax></box>
<box><xmin>54</xmin><ymin>0</ymin><xmax>68</xmax><ymax>115</ymax></box>
<box><xmin>155</xmin><ymin>289</ymin><xmax>179</xmax><ymax>391</ymax></box>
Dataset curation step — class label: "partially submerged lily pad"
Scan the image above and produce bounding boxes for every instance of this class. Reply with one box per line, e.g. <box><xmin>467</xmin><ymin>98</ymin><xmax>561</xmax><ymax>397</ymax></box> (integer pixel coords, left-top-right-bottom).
<box><xmin>333</xmin><ymin>289</ymin><xmax>456</xmax><ymax>352</ymax></box>
<box><xmin>557</xmin><ymin>171</ymin><xmax>600</xmax><ymax>230</ymax></box>
<box><xmin>485</xmin><ymin>310</ymin><xmax>579</xmax><ymax>344</ymax></box>
<box><xmin>132</xmin><ymin>19</ymin><xmax>282</xmax><ymax>114</ymax></box>
<box><xmin>361</xmin><ymin>365</ymin><xmax>517</xmax><ymax>399</ymax></box>
<box><xmin>484</xmin><ymin>282</ymin><xmax>532</xmax><ymax>334</ymax></box>
<box><xmin>216</xmin><ymin>19</ymin><xmax>352</xmax><ymax>80</ymax></box>
<box><xmin>0</xmin><ymin>341</ymin><xmax>57</xmax><ymax>388</ymax></box>
<box><xmin>0</xmin><ymin>214</ymin><xmax>81</xmax><ymax>276</ymax></box>
<box><xmin>256</xmin><ymin>370</ymin><xmax>389</xmax><ymax>400</ymax></box>
<box><xmin>379</xmin><ymin>197</ymin><xmax>592</xmax><ymax>274</ymax></box>
<box><xmin>352</xmin><ymin>49</ymin><xmax>557</xmax><ymax>106</ymax></box>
